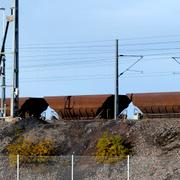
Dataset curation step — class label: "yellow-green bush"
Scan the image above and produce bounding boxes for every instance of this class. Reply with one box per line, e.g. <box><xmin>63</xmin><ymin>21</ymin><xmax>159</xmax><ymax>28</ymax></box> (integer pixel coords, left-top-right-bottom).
<box><xmin>7</xmin><ymin>137</ymin><xmax>54</xmax><ymax>166</ymax></box>
<box><xmin>96</xmin><ymin>132</ymin><xmax>130</xmax><ymax>163</ymax></box>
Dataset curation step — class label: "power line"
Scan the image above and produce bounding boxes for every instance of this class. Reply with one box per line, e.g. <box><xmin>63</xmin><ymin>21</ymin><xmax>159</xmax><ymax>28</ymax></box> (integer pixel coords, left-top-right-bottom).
<box><xmin>5</xmin><ymin>59</ymin><xmax>114</xmax><ymax>71</ymax></box>
<box><xmin>18</xmin><ymin>44</ymin><xmax>115</xmax><ymax>49</ymax></box>
<box><xmin>20</xmin><ymin>54</ymin><xmax>114</xmax><ymax>61</ymax></box>
<box><xmin>120</xmin><ymin>40</ymin><xmax>180</xmax><ymax>47</ymax></box>
<box><xmin>19</xmin><ymin>74</ymin><xmax>114</xmax><ymax>82</ymax></box>
<box><xmin>19</xmin><ymin>39</ymin><xmax>114</xmax><ymax>46</ymax></box>
<box><xmin>122</xmin><ymin>72</ymin><xmax>180</xmax><ymax>79</ymax></box>
<box><xmin>4</xmin><ymin>33</ymin><xmax>180</xmax><ymax>47</ymax></box>
<box><xmin>121</xmin><ymin>47</ymin><xmax>180</xmax><ymax>53</ymax></box>
<box><xmin>3</xmin><ymin>38</ymin><xmax>180</xmax><ymax>95</ymax></box>
<box><xmin>17</xmin><ymin>71</ymin><xmax>180</xmax><ymax>83</ymax></box>
<box><xmin>118</xmin><ymin>34</ymin><xmax>180</xmax><ymax>41</ymax></box>
<box><xmin>4</xmin><ymin>53</ymin><xmax>180</xmax><ymax>71</ymax></box>
<box><xmin>19</xmin><ymin>59</ymin><xmax>113</xmax><ymax>69</ymax></box>
<box><xmin>19</xmin><ymin>48</ymin><xmax>114</xmax><ymax>53</ymax></box>
<box><xmin>142</xmin><ymin>52</ymin><xmax>180</xmax><ymax>57</ymax></box>
<box><xmin>19</xmin><ymin>51</ymin><xmax>114</xmax><ymax>58</ymax></box>
<box><xmin>4</xmin><ymin>38</ymin><xmax>180</xmax><ymax>50</ymax></box>
<box><xmin>16</xmin><ymin>51</ymin><xmax>180</xmax><ymax>60</ymax></box>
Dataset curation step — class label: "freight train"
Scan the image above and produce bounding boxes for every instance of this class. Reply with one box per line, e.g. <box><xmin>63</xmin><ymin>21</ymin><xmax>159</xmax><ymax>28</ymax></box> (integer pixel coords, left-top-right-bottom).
<box><xmin>1</xmin><ymin>92</ymin><xmax>180</xmax><ymax>119</ymax></box>
<box><xmin>8</xmin><ymin>94</ymin><xmax>131</xmax><ymax>119</ymax></box>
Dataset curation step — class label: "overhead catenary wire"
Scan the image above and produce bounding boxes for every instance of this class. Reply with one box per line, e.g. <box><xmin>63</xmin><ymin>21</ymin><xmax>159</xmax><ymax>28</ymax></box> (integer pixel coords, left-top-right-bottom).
<box><xmin>18</xmin><ymin>39</ymin><xmax>115</xmax><ymax>46</ymax></box>
<box><xmin>116</xmin><ymin>34</ymin><xmax>180</xmax><ymax>41</ymax></box>
<box><xmin>18</xmin><ymin>51</ymin><xmax>114</xmax><ymax>58</ymax></box>
<box><xmin>4</xmin><ymin>52</ymin><xmax>180</xmax><ymax>71</ymax></box>
<box><xmin>1</xmin><ymin>0</ymin><xmax>180</xmax><ymax>97</ymax></box>
<box><xmin>4</xmin><ymin>37</ymin><xmax>180</xmax><ymax>51</ymax></box>
<box><xmin>119</xmin><ymin>56</ymin><xmax>143</xmax><ymax>76</ymax></box>
<box><xmin>120</xmin><ymin>40</ymin><xmax>180</xmax><ymax>47</ymax></box>
<box><xmin>172</xmin><ymin>57</ymin><xmax>180</xmax><ymax>65</ymax></box>
<box><xmin>2</xmin><ymin>38</ymin><xmax>180</xmax><ymax>91</ymax></box>
<box><xmin>14</xmin><ymin>51</ymin><xmax>180</xmax><ymax>58</ymax></box>
<box><xmin>4</xmin><ymin>56</ymin><xmax>176</xmax><ymax>73</ymax></box>
<box><xmin>4</xmin><ymin>33</ymin><xmax>180</xmax><ymax>47</ymax></box>
<box><xmin>4</xmin><ymin>38</ymin><xmax>180</xmax><ymax>59</ymax></box>
<box><xmin>141</xmin><ymin>52</ymin><xmax>180</xmax><ymax>57</ymax></box>
<box><xmin>6</xmin><ymin>44</ymin><xmax>115</xmax><ymax>50</ymax></box>
<box><xmin>19</xmin><ymin>59</ymin><xmax>114</xmax><ymax>69</ymax></box>
<box><xmin>15</xmin><ymin>71</ymin><xmax>180</xmax><ymax>84</ymax></box>
<box><xmin>14</xmin><ymin>39</ymin><xmax>180</xmax><ymax>48</ymax></box>
<box><xmin>120</xmin><ymin>47</ymin><xmax>180</xmax><ymax>53</ymax></box>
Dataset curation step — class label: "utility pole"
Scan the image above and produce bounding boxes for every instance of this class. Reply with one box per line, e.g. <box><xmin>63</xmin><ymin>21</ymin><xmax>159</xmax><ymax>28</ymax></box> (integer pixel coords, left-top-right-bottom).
<box><xmin>0</xmin><ymin>7</ymin><xmax>5</xmax><ymax>117</ymax></box>
<box><xmin>114</xmin><ymin>39</ymin><xmax>119</xmax><ymax>120</ymax></box>
<box><xmin>11</xmin><ymin>0</ymin><xmax>19</xmax><ymax>117</ymax></box>
<box><xmin>114</xmin><ymin>40</ymin><xmax>143</xmax><ymax>120</ymax></box>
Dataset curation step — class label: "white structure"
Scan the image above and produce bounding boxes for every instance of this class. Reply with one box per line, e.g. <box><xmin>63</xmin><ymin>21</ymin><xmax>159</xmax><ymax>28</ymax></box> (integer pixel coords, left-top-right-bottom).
<box><xmin>41</xmin><ymin>106</ymin><xmax>60</xmax><ymax>123</ymax></box>
<box><xmin>126</xmin><ymin>102</ymin><xmax>143</xmax><ymax>120</ymax></box>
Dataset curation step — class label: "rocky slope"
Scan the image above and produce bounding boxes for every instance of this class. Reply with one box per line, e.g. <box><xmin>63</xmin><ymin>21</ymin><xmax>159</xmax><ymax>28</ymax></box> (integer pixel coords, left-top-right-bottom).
<box><xmin>0</xmin><ymin>117</ymin><xmax>179</xmax><ymax>179</ymax></box>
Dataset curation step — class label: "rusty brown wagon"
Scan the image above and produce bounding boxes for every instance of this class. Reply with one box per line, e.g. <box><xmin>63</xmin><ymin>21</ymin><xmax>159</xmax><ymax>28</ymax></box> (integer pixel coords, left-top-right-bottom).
<box><xmin>127</xmin><ymin>92</ymin><xmax>180</xmax><ymax>118</ymax></box>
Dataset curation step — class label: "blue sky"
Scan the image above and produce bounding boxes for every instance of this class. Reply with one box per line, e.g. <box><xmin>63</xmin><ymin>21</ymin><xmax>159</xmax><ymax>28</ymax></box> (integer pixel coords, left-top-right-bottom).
<box><xmin>0</xmin><ymin>0</ymin><xmax>180</xmax><ymax>97</ymax></box>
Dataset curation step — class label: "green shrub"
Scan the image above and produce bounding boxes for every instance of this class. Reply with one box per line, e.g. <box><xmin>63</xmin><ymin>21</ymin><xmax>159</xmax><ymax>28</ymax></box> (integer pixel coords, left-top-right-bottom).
<box><xmin>96</xmin><ymin>131</ymin><xmax>130</xmax><ymax>163</ymax></box>
<box><xmin>7</xmin><ymin>137</ymin><xmax>54</xmax><ymax>166</ymax></box>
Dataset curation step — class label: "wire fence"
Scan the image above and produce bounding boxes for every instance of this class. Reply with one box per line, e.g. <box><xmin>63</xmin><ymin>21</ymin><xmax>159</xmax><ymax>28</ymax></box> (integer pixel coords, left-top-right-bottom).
<box><xmin>0</xmin><ymin>155</ymin><xmax>128</xmax><ymax>180</ymax></box>
<box><xmin>0</xmin><ymin>155</ymin><xmax>179</xmax><ymax>180</ymax></box>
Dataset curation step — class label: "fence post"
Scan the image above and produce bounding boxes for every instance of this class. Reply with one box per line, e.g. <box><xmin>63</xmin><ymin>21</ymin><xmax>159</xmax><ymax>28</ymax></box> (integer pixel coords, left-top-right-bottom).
<box><xmin>127</xmin><ymin>155</ymin><xmax>130</xmax><ymax>180</ymax></box>
<box><xmin>17</xmin><ymin>154</ymin><xmax>19</xmax><ymax>180</ymax></box>
<box><xmin>71</xmin><ymin>154</ymin><xmax>74</xmax><ymax>180</ymax></box>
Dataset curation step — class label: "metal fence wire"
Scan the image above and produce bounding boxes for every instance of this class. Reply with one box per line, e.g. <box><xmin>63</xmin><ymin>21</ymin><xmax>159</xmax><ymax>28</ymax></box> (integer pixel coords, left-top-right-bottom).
<box><xmin>0</xmin><ymin>155</ymin><xmax>179</xmax><ymax>180</ymax></box>
<box><xmin>0</xmin><ymin>156</ymin><xmax>16</xmax><ymax>180</ymax></box>
<box><xmin>73</xmin><ymin>156</ymin><xmax>127</xmax><ymax>180</ymax></box>
<box><xmin>19</xmin><ymin>156</ymin><xmax>71</xmax><ymax>180</ymax></box>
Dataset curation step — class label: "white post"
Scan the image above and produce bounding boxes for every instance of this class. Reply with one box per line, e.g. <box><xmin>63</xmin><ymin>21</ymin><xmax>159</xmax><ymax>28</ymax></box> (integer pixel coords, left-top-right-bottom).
<box><xmin>71</xmin><ymin>154</ymin><xmax>74</xmax><ymax>180</ymax></box>
<box><xmin>17</xmin><ymin>154</ymin><xmax>19</xmax><ymax>180</ymax></box>
<box><xmin>0</xmin><ymin>7</ymin><xmax>5</xmax><ymax>39</ymax></box>
<box><xmin>127</xmin><ymin>155</ymin><xmax>130</xmax><ymax>180</ymax></box>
